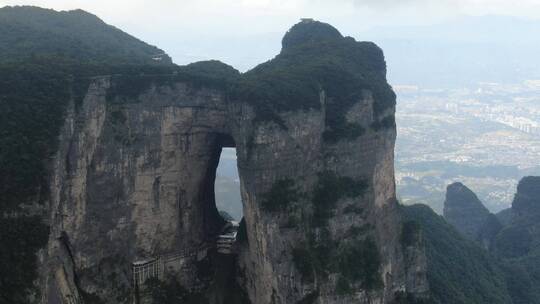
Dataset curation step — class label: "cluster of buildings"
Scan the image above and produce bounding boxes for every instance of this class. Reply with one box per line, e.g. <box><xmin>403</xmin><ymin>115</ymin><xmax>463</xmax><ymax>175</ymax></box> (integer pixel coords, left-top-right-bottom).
<box><xmin>394</xmin><ymin>81</ymin><xmax>540</xmax><ymax>212</ymax></box>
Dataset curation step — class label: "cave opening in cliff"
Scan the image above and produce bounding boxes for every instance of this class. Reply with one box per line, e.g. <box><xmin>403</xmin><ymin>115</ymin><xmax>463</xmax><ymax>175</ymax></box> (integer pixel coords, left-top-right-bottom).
<box><xmin>215</xmin><ymin>147</ymin><xmax>243</xmax><ymax>222</ymax></box>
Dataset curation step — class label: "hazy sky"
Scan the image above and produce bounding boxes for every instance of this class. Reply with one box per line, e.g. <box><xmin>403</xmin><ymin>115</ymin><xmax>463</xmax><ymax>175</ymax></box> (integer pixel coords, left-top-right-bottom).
<box><xmin>3</xmin><ymin>0</ymin><xmax>540</xmax><ymax>34</ymax></box>
<box><xmin>2</xmin><ymin>0</ymin><xmax>540</xmax><ymax>67</ymax></box>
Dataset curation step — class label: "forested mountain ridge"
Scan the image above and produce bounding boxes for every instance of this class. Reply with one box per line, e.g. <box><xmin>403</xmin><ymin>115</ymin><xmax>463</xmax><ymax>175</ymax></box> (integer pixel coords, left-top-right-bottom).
<box><xmin>443</xmin><ymin>182</ymin><xmax>502</xmax><ymax>250</ymax></box>
<box><xmin>402</xmin><ymin>204</ymin><xmax>512</xmax><ymax>304</ymax></box>
<box><xmin>0</xmin><ymin>6</ymin><xmax>171</xmax><ymax>65</ymax></box>
<box><xmin>412</xmin><ymin>176</ymin><xmax>540</xmax><ymax>304</ymax></box>
<box><xmin>0</xmin><ymin>6</ymin><xmax>177</xmax><ymax>302</ymax></box>
<box><xmin>443</xmin><ymin>182</ymin><xmax>492</xmax><ymax>240</ymax></box>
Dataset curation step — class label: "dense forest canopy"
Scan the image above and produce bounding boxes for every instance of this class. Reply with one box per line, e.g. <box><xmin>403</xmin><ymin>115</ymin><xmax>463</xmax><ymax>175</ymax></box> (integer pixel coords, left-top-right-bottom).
<box><xmin>403</xmin><ymin>202</ymin><xmax>540</xmax><ymax>304</ymax></box>
<box><xmin>233</xmin><ymin>20</ymin><xmax>396</xmax><ymax>141</ymax></box>
<box><xmin>0</xmin><ymin>6</ymin><xmax>172</xmax><ymax>65</ymax></box>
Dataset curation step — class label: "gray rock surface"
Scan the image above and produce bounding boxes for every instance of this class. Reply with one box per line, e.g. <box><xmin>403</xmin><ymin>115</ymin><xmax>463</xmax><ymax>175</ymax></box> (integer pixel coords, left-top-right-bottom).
<box><xmin>38</xmin><ymin>22</ymin><xmax>428</xmax><ymax>304</ymax></box>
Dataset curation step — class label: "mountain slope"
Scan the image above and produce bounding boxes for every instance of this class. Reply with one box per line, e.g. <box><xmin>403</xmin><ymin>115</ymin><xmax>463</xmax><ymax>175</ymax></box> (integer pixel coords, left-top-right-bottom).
<box><xmin>443</xmin><ymin>182</ymin><xmax>492</xmax><ymax>239</ymax></box>
<box><xmin>0</xmin><ymin>5</ymin><xmax>180</xmax><ymax>213</ymax></box>
<box><xmin>0</xmin><ymin>6</ymin><xmax>177</xmax><ymax>303</ymax></box>
<box><xmin>443</xmin><ymin>182</ymin><xmax>503</xmax><ymax>249</ymax></box>
<box><xmin>0</xmin><ymin>6</ymin><xmax>171</xmax><ymax>65</ymax></box>
<box><xmin>402</xmin><ymin>204</ymin><xmax>512</xmax><ymax>304</ymax></box>
<box><xmin>434</xmin><ymin>177</ymin><xmax>540</xmax><ymax>303</ymax></box>
<box><xmin>493</xmin><ymin>177</ymin><xmax>540</xmax><ymax>303</ymax></box>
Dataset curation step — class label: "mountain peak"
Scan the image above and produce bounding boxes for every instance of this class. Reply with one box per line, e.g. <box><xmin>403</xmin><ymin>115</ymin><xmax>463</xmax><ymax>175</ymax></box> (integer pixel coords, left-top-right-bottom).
<box><xmin>445</xmin><ymin>182</ymin><xmax>488</xmax><ymax>210</ymax></box>
<box><xmin>512</xmin><ymin>176</ymin><xmax>540</xmax><ymax>216</ymax></box>
<box><xmin>444</xmin><ymin>182</ymin><xmax>491</xmax><ymax>239</ymax></box>
<box><xmin>0</xmin><ymin>5</ymin><xmax>171</xmax><ymax>65</ymax></box>
<box><xmin>281</xmin><ymin>19</ymin><xmax>342</xmax><ymax>50</ymax></box>
<box><xmin>0</xmin><ymin>5</ymin><xmax>98</xmax><ymax>20</ymax></box>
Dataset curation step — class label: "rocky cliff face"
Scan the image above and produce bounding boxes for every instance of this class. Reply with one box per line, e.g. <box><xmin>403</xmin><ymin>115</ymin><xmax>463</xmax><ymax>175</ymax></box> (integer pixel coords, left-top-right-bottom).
<box><xmin>492</xmin><ymin>176</ymin><xmax>540</xmax><ymax>303</ymax></box>
<box><xmin>37</xmin><ymin>20</ymin><xmax>428</xmax><ymax>304</ymax></box>
<box><xmin>511</xmin><ymin>176</ymin><xmax>540</xmax><ymax>219</ymax></box>
<box><xmin>443</xmin><ymin>182</ymin><xmax>502</xmax><ymax>248</ymax></box>
<box><xmin>494</xmin><ymin>176</ymin><xmax>540</xmax><ymax>259</ymax></box>
<box><xmin>43</xmin><ymin>77</ymin><xmax>233</xmax><ymax>303</ymax></box>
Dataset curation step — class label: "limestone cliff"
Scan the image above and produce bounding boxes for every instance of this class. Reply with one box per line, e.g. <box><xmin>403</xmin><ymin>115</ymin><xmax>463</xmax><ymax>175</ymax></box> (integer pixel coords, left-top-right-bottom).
<box><xmin>33</xmin><ymin>20</ymin><xmax>428</xmax><ymax>304</ymax></box>
<box><xmin>494</xmin><ymin>176</ymin><xmax>540</xmax><ymax>259</ymax></box>
<box><xmin>443</xmin><ymin>182</ymin><xmax>503</xmax><ymax>249</ymax></box>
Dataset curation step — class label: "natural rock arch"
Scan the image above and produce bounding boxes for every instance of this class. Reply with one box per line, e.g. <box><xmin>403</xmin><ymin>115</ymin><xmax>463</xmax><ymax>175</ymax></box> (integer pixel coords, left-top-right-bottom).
<box><xmin>43</xmin><ymin>20</ymin><xmax>428</xmax><ymax>304</ymax></box>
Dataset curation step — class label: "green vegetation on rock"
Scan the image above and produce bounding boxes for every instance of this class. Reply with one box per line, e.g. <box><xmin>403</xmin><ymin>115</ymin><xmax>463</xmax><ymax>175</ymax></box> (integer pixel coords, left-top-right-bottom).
<box><xmin>236</xmin><ymin>218</ymin><xmax>248</xmax><ymax>244</ymax></box>
<box><xmin>494</xmin><ymin>225</ymin><xmax>532</xmax><ymax>259</ymax></box>
<box><xmin>492</xmin><ymin>176</ymin><xmax>540</xmax><ymax>303</ymax></box>
<box><xmin>231</xmin><ymin>20</ymin><xmax>395</xmax><ymax>141</ymax></box>
<box><xmin>106</xmin><ymin>61</ymin><xmax>240</xmax><ymax>103</ymax></box>
<box><xmin>0</xmin><ymin>216</ymin><xmax>49</xmax><ymax>303</ymax></box>
<box><xmin>436</xmin><ymin>176</ymin><xmax>540</xmax><ymax>304</ymax></box>
<box><xmin>0</xmin><ymin>6</ymin><xmax>171</xmax><ymax>65</ymax></box>
<box><xmin>290</xmin><ymin>171</ymin><xmax>378</xmax><ymax>292</ymax></box>
<box><xmin>371</xmin><ymin>114</ymin><xmax>396</xmax><ymax>131</ymax></box>
<box><xmin>393</xmin><ymin>292</ymin><xmax>431</xmax><ymax>304</ymax></box>
<box><xmin>0</xmin><ymin>6</ymin><xmax>179</xmax><ymax>302</ymax></box>
<box><xmin>312</xmin><ymin>171</ymin><xmax>367</xmax><ymax>226</ymax></box>
<box><xmin>292</xmin><ymin>228</ymin><xmax>336</xmax><ymax>283</ymax></box>
<box><xmin>0</xmin><ymin>5</ymin><xmax>176</xmax><ymax>213</ymax></box>
<box><xmin>292</xmin><ymin>246</ymin><xmax>316</xmax><ymax>281</ymax></box>
<box><xmin>402</xmin><ymin>204</ymin><xmax>513</xmax><ymax>304</ymax></box>
<box><xmin>337</xmin><ymin>237</ymin><xmax>383</xmax><ymax>290</ymax></box>
<box><xmin>292</xmin><ymin>235</ymin><xmax>383</xmax><ymax>292</ymax></box>
<box><xmin>401</xmin><ymin>220</ymin><xmax>422</xmax><ymax>247</ymax></box>
<box><xmin>296</xmin><ymin>290</ymin><xmax>319</xmax><ymax>304</ymax></box>
<box><xmin>335</xmin><ymin>275</ymin><xmax>353</xmax><ymax>295</ymax></box>
<box><xmin>261</xmin><ymin>179</ymin><xmax>300</xmax><ymax>212</ymax></box>
<box><xmin>145</xmin><ymin>277</ymin><xmax>208</xmax><ymax>304</ymax></box>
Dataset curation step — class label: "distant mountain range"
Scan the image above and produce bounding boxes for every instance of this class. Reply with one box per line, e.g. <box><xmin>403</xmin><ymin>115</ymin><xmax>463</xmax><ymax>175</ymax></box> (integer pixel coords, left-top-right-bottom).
<box><xmin>169</xmin><ymin>15</ymin><xmax>540</xmax><ymax>88</ymax></box>
<box><xmin>365</xmin><ymin>16</ymin><xmax>540</xmax><ymax>87</ymax></box>
<box><xmin>414</xmin><ymin>177</ymin><xmax>540</xmax><ymax>303</ymax></box>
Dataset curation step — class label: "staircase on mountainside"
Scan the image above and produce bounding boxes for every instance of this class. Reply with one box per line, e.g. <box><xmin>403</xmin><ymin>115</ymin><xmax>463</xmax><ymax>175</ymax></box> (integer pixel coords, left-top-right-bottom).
<box><xmin>131</xmin><ymin>221</ymin><xmax>239</xmax><ymax>287</ymax></box>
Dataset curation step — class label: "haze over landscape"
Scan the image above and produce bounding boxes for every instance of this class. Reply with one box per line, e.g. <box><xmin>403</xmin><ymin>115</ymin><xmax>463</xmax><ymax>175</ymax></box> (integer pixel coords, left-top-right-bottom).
<box><xmin>18</xmin><ymin>0</ymin><xmax>533</xmax><ymax>214</ymax></box>
<box><xmin>1</xmin><ymin>1</ymin><xmax>540</xmax><ymax>303</ymax></box>
<box><xmin>4</xmin><ymin>0</ymin><xmax>539</xmax><ymax>216</ymax></box>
